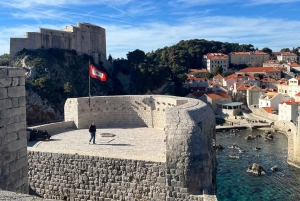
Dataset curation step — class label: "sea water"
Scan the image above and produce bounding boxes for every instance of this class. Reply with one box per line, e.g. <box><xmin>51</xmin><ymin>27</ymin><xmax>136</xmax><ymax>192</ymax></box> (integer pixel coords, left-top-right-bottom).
<box><xmin>216</xmin><ymin>129</ymin><xmax>300</xmax><ymax>201</ymax></box>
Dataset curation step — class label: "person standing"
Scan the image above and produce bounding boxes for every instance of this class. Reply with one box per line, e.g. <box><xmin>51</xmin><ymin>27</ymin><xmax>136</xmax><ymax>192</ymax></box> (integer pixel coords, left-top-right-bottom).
<box><xmin>89</xmin><ymin>122</ymin><xmax>96</xmax><ymax>144</ymax></box>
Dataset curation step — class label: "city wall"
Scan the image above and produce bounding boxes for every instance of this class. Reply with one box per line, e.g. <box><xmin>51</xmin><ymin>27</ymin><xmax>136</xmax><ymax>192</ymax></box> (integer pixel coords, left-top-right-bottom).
<box><xmin>0</xmin><ymin>67</ymin><xmax>28</xmax><ymax>193</ymax></box>
<box><xmin>27</xmin><ymin>95</ymin><xmax>217</xmax><ymax>200</ymax></box>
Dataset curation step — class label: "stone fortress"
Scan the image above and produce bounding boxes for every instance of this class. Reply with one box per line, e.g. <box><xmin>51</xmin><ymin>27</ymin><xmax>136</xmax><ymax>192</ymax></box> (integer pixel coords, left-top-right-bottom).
<box><xmin>0</xmin><ymin>67</ymin><xmax>218</xmax><ymax>200</ymax></box>
<box><xmin>10</xmin><ymin>22</ymin><xmax>110</xmax><ymax>68</ymax></box>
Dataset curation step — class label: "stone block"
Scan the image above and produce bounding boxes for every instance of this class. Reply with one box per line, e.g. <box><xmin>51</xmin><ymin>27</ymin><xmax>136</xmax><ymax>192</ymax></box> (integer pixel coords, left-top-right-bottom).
<box><xmin>0</xmin><ymin>99</ymin><xmax>12</xmax><ymax>111</ymax></box>
<box><xmin>18</xmin><ymin>76</ymin><xmax>25</xmax><ymax>86</ymax></box>
<box><xmin>8</xmin><ymin>86</ymin><xmax>25</xmax><ymax>98</ymax></box>
<box><xmin>0</xmin><ymin>68</ymin><xmax>8</xmax><ymax>78</ymax></box>
<box><xmin>8</xmin><ymin>68</ymin><xmax>25</xmax><ymax>78</ymax></box>
<box><xmin>12</xmin><ymin>78</ymin><xmax>19</xmax><ymax>86</ymax></box>
<box><xmin>0</xmin><ymin>78</ymin><xmax>11</xmax><ymax>87</ymax></box>
<box><xmin>0</xmin><ymin>88</ymin><xmax>7</xmax><ymax>99</ymax></box>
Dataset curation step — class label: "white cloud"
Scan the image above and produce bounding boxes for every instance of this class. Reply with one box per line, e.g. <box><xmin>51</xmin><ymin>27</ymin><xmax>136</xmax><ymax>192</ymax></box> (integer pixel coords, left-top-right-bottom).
<box><xmin>0</xmin><ymin>15</ymin><xmax>300</xmax><ymax>58</ymax></box>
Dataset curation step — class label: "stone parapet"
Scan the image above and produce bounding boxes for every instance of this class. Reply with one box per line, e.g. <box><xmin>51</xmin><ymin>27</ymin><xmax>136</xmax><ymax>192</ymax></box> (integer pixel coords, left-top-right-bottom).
<box><xmin>28</xmin><ymin>151</ymin><xmax>215</xmax><ymax>201</ymax></box>
<box><xmin>0</xmin><ymin>67</ymin><xmax>28</xmax><ymax>194</ymax></box>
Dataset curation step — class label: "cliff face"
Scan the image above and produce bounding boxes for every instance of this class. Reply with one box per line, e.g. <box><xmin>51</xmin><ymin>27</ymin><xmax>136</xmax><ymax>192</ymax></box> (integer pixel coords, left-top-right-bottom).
<box><xmin>12</xmin><ymin>48</ymin><xmax>128</xmax><ymax>126</ymax></box>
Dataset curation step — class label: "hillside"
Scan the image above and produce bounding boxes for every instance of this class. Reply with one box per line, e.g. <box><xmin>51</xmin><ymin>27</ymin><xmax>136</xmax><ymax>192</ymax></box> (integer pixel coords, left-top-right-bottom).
<box><xmin>11</xmin><ymin>39</ymin><xmax>257</xmax><ymax>125</ymax></box>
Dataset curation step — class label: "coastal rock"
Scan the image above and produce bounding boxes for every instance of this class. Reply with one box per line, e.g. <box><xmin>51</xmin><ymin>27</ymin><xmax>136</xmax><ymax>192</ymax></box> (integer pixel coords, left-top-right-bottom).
<box><xmin>215</xmin><ymin>144</ymin><xmax>223</xmax><ymax>151</ymax></box>
<box><xmin>265</xmin><ymin>134</ymin><xmax>273</xmax><ymax>140</ymax></box>
<box><xmin>271</xmin><ymin>166</ymin><xmax>278</xmax><ymax>172</ymax></box>
<box><xmin>247</xmin><ymin>163</ymin><xmax>265</xmax><ymax>175</ymax></box>
<box><xmin>229</xmin><ymin>155</ymin><xmax>239</xmax><ymax>159</ymax></box>
<box><xmin>253</xmin><ymin>147</ymin><xmax>261</xmax><ymax>151</ymax></box>
<box><xmin>246</xmin><ymin>135</ymin><xmax>255</xmax><ymax>140</ymax></box>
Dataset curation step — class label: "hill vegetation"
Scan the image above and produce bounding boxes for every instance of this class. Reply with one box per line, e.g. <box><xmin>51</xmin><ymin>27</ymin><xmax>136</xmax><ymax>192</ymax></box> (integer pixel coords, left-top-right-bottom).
<box><xmin>9</xmin><ymin>39</ymin><xmax>268</xmax><ymax>125</ymax></box>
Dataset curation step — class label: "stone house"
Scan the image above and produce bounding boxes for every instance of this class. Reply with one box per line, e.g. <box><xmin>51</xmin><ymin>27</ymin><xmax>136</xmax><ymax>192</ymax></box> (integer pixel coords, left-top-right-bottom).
<box><xmin>259</xmin><ymin>92</ymin><xmax>290</xmax><ymax>110</ymax></box>
<box><xmin>229</xmin><ymin>51</ymin><xmax>269</xmax><ymax>66</ymax></box>
<box><xmin>236</xmin><ymin>67</ymin><xmax>282</xmax><ymax>80</ymax></box>
<box><xmin>198</xmin><ymin>92</ymin><xmax>232</xmax><ymax>114</ymax></box>
<box><xmin>247</xmin><ymin>85</ymin><xmax>265</xmax><ymax>107</ymax></box>
<box><xmin>277</xmin><ymin>77</ymin><xmax>300</xmax><ymax>98</ymax></box>
<box><xmin>203</xmin><ymin>53</ymin><xmax>229</xmax><ymax>73</ymax></box>
<box><xmin>260</xmin><ymin>77</ymin><xmax>277</xmax><ymax>89</ymax></box>
<box><xmin>278</xmin><ymin>98</ymin><xmax>300</xmax><ymax>123</ymax></box>
<box><xmin>276</xmin><ymin>52</ymin><xmax>297</xmax><ymax>62</ymax></box>
<box><xmin>213</xmin><ymin>74</ymin><xmax>223</xmax><ymax>85</ymax></box>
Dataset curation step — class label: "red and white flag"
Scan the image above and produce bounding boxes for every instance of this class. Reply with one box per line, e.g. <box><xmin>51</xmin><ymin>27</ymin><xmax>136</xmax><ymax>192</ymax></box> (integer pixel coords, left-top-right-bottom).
<box><xmin>89</xmin><ymin>64</ymin><xmax>107</xmax><ymax>82</ymax></box>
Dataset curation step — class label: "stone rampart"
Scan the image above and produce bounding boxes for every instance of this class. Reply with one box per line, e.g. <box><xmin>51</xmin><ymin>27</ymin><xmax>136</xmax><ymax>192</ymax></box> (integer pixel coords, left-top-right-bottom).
<box><xmin>0</xmin><ymin>67</ymin><xmax>28</xmax><ymax>193</ymax></box>
<box><xmin>26</xmin><ymin>95</ymin><xmax>217</xmax><ymax>200</ymax></box>
<box><xmin>30</xmin><ymin>121</ymin><xmax>75</xmax><ymax>133</ymax></box>
<box><xmin>249</xmin><ymin>106</ymin><xmax>278</xmax><ymax>121</ymax></box>
<box><xmin>64</xmin><ymin>96</ymin><xmax>182</xmax><ymax>130</ymax></box>
<box><xmin>10</xmin><ymin>22</ymin><xmax>109</xmax><ymax>68</ymax></box>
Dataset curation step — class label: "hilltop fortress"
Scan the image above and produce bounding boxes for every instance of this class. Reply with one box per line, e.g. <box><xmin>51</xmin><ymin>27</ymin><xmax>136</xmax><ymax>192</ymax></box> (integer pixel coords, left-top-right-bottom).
<box><xmin>10</xmin><ymin>22</ymin><xmax>110</xmax><ymax>68</ymax></box>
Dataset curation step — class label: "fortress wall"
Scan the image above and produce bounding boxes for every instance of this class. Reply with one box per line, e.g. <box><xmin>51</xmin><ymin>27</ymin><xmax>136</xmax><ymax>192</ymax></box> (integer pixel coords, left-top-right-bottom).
<box><xmin>27</xmin><ymin>151</ymin><xmax>212</xmax><ymax>201</ymax></box>
<box><xmin>10</xmin><ymin>22</ymin><xmax>107</xmax><ymax>67</ymax></box>
<box><xmin>165</xmin><ymin>98</ymin><xmax>216</xmax><ymax>194</ymax></box>
<box><xmin>0</xmin><ymin>67</ymin><xmax>28</xmax><ymax>193</ymax></box>
<box><xmin>27</xmin><ymin>121</ymin><xmax>75</xmax><ymax>138</ymax></box>
<box><xmin>64</xmin><ymin>95</ymin><xmax>179</xmax><ymax>130</ymax></box>
<box><xmin>249</xmin><ymin>106</ymin><xmax>278</xmax><ymax>121</ymax></box>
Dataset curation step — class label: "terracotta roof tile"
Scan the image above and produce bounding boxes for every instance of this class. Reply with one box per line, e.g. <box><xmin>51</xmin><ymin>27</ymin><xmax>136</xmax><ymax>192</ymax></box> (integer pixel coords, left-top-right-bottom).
<box><xmin>262</xmin><ymin>107</ymin><xmax>276</xmax><ymax>113</ymax></box>
<box><xmin>189</xmin><ymin>68</ymin><xmax>207</xmax><ymax>73</ymax></box>
<box><xmin>204</xmin><ymin>92</ymin><xmax>231</xmax><ymax>99</ymax></box>
<box><xmin>238</xmin><ymin>67</ymin><xmax>281</xmax><ymax>73</ymax></box>
<box><xmin>214</xmin><ymin>74</ymin><xmax>223</xmax><ymax>78</ymax></box>
<box><xmin>237</xmin><ymin>84</ymin><xmax>251</xmax><ymax>91</ymax></box>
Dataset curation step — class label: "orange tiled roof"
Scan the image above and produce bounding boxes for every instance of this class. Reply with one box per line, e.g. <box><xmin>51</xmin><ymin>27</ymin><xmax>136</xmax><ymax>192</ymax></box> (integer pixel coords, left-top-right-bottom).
<box><xmin>205</xmin><ymin>92</ymin><xmax>231</xmax><ymax>99</ymax></box>
<box><xmin>295</xmin><ymin>92</ymin><xmax>300</xmax><ymax>96</ymax></box>
<box><xmin>280</xmin><ymin>52</ymin><xmax>297</xmax><ymax>56</ymax></box>
<box><xmin>290</xmin><ymin>62</ymin><xmax>300</xmax><ymax>67</ymax></box>
<box><xmin>189</xmin><ymin>68</ymin><xmax>207</xmax><ymax>73</ymax></box>
<box><xmin>186</xmin><ymin>74</ymin><xmax>209</xmax><ymax>82</ymax></box>
<box><xmin>264</xmin><ymin>60</ymin><xmax>280</xmax><ymax>64</ymax></box>
<box><xmin>204</xmin><ymin>53</ymin><xmax>228</xmax><ymax>60</ymax></box>
<box><xmin>280</xmin><ymin>98</ymin><xmax>300</xmax><ymax>105</ymax></box>
<box><xmin>262</xmin><ymin>107</ymin><xmax>276</xmax><ymax>113</ymax></box>
<box><xmin>238</xmin><ymin>67</ymin><xmax>281</xmax><ymax>73</ymax></box>
<box><xmin>214</xmin><ymin>74</ymin><xmax>223</xmax><ymax>79</ymax></box>
<box><xmin>260</xmin><ymin>77</ymin><xmax>277</xmax><ymax>83</ymax></box>
<box><xmin>230</xmin><ymin>51</ymin><xmax>268</xmax><ymax>55</ymax></box>
<box><xmin>237</xmin><ymin>84</ymin><xmax>251</xmax><ymax>91</ymax></box>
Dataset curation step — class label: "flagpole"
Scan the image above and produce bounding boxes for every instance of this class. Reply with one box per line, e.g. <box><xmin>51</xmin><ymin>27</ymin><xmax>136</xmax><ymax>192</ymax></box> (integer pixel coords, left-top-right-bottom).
<box><xmin>89</xmin><ymin>60</ymin><xmax>91</xmax><ymax>107</ymax></box>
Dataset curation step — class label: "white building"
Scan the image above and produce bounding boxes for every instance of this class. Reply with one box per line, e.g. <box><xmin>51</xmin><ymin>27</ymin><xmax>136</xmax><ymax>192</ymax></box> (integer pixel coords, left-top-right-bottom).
<box><xmin>277</xmin><ymin>52</ymin><xmax>297</xmax><ymax>62</ymax></box>
<box><xmin>278</xmin><ymin>98</ymin><xmax>300</xmax><ymax>123</ymax></box>
<box><xmin>203</xmin><ymin>53</ymin><xmax>229</xmax><ymax>73</ymax></box>
<box><xmin>259</xmin><ymin>92</ymin><xmax>290</xmax><ymax>110</ymax></box>
<box><xmin>277</xmin><ymin>77</ymin><xmax>300</xmax><ymax>98</ymax></box>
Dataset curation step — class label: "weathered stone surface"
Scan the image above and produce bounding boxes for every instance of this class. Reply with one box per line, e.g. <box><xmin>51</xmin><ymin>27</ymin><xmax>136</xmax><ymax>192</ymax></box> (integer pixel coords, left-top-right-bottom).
<box><xmin>0</xmin><ymin>67</ymin><xmax>28</xmax><ymax>194</ymax></box>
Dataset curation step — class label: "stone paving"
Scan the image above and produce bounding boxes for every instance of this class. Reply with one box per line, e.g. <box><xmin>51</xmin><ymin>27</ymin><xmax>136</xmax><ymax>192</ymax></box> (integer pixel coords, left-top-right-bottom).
<box><xmin>27</xmin><ymin>127</ymin><xmax>166</xmax><ymax>162</ymax></box>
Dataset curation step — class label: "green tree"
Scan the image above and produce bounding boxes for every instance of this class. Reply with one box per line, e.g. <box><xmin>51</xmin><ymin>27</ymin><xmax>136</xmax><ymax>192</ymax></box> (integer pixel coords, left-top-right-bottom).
<box><xmin>63</xmin><ymin>82</ymin><xmax>74</xmax><ymax>97</ymax></box>
<box><xmin>0</xmin><ymin>53</ymin><xmax>9</xmax><ymax>66</ymax></box>
<box><xmin>280</xmin><ymin>48</ymin><xmax>291</xmax><ymax>52</ymax></box>
<box><xmin>203</xmin><ymin>72</ymin><xmax>213</xmax><ymax>79</ymax></box>
<box><xmin>261</xmin><ymin>47</ymin><xmax>272</xmax><ymax>55</ymax></box>
<box><xmin>126</xmin><ymin>49</ymin><xmax>146</xmax><ymax>70</ymax></box>
<box><xmin>211</xmin><ymin>66</ymin><xmax>223</xmax><ymax>76</ymax></box>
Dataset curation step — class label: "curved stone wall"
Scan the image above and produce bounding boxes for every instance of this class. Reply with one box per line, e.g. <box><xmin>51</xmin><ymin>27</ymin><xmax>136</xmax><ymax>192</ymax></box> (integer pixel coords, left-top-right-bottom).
<box><xmin>64</xmin><ymin>95</ymin><xmax>217</xmax><ymax>195</ymax></box>
<box><xmin>65</xmin><ymin>95</ymin><xmax>186</xmax><ymax>130</ymax></box>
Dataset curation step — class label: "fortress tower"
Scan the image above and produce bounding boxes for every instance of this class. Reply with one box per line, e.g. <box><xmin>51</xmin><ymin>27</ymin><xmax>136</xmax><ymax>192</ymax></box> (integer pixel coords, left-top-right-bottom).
<box><xmin>10</xmin><ymin>22</ymin><xmax>110</xmax><ymax>68</ymax></box>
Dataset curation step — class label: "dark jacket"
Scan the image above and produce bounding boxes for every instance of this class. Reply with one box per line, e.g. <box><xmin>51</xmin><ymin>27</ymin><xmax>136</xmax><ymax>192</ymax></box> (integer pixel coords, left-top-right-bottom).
<box><xmin>89</xmin><ymin>125</ymin><xmax>96</xmax><ymax>133</ymax></box>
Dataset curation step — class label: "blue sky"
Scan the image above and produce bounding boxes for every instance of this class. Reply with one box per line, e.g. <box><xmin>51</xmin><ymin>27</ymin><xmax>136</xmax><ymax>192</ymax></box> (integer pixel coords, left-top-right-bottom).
<box><xmin>0</xmin><ymin>0</ymin><xmax>300</xmax><ymax>59</ymax></box>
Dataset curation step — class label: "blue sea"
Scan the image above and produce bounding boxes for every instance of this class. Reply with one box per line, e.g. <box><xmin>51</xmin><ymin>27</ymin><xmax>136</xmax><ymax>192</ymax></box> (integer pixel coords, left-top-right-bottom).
<box><xmin>216</xmin><ymin>128</ymin><xmax>300</xmax><ymax>201</ymax></box>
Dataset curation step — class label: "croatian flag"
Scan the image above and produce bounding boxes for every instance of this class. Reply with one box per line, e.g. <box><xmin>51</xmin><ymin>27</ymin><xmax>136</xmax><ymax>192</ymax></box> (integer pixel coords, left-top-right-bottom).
<box><xmin>89</xmin><ymin>64</ymin><xmax>107</xmax><ymax>82</ymax></box>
